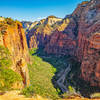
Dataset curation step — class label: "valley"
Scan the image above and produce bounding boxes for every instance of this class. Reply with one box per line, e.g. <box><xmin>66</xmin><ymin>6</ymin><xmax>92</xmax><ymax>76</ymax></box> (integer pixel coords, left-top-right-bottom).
<box><xmin>0</xmin><ymin>0</ymin><xmax>100</xmax><ymax>100</ymax></box>
<box><xmin>27</xmin><ymin>48</ymin><xmax>70</xmax><ymax>99</ymax></box>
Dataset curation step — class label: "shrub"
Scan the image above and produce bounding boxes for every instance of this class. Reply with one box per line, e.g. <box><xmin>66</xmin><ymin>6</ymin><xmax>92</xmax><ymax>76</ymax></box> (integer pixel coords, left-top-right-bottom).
<box><xmin>15</xmin><ymin>20</ymin><xmax>22</xmax><ymax>26</ymax></box>
<box><xmin>22</xmin><ymin>86</ymin><xmax>34</xmax><ymax>97</ymax></box>
<box><xmin>0</xmin><ymin>23</ymin><xmax>7</xmax><ymax>34</ymax></box>
<box><xmin>5</xmin><ymin>18</ymin><xmax>15</xmax><ymax>26</ymax></box>
<box><xmin>29</xmin><ymin>48</ymin><xmax>37</xmax><ymax>55</ymax></box>
<box><xmin>68</xmin><ymin>86</ymin><xmax>75</xmax><ymax>93</ymax></box>
<box><xmin>0</xmin><ymin>68</ymin><xmax>22</xmax><ymax>89</ymax></box>
<box><xmin>0</xmin><ymin>45</ymin><xmax>12</xmax><ymax>68</ymax></box>
<box><xmin>90</xmin><ymin>93</ymin><xmax>100</xmax><ymax>99</ymax></box>
<box><xmin>0</xmin><ymin>46</ymin><xmax>22</xmax><ymax>90</ymax></box>
<box><xmin>61</xmin><ymin>86</ymin><xmax>76</xmax><ymax>99</ymax></box>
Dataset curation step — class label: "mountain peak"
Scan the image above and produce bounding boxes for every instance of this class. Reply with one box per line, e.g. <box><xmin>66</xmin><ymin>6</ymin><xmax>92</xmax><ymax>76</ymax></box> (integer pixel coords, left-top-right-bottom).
<box><xmin>47</xmin><ymin>15</ymin><xmax>57</xmax><ymax>18</ymax></box>
<box><xmin>44</xmin><ymin>15</ymin><xmax>62</xmax><ymax>26</ymax></box>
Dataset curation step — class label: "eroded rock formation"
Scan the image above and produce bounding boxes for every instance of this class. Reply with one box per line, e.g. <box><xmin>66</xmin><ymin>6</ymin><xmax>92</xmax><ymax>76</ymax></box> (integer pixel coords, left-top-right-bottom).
<box><xmin>45</xmin><ymin>0</ymin><xmax>100</xmax><ymax>87</ymax></box>
<box><xmin>0</xmin><ymin>18</ymin><xmax>30</xmax><ymax>88</ymax></box>
<box><xmin>24</xmin><ymin>0</ymin><xmax>100</xmax><ymax>87</ymax></box>
<box><xmin>77</xmin><ymin>0</ymin><xmax>100</xmax><ymax>86</ymax></box>
<box><xmin>23</xmin><ymin>16</ymin><xmax>62</xmax><ymax>48</ymax></box>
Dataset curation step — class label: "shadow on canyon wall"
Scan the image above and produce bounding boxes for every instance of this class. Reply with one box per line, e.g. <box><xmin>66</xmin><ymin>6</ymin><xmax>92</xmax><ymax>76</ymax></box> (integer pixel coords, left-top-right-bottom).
<box><xmin>30</xmin><ymin>47</ymin><xmax>100</xmax><ymax>98</ymax></box>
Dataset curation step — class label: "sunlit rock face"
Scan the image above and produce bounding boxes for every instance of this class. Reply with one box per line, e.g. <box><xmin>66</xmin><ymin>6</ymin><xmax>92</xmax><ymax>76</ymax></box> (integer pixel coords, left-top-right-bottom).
<box><xmin>22</xmin><ymin>21</ymin><xmax>39</xmax><ymax>34</ymax></box>
<box><xmin>0</xmin><ymin>18</ymin><xmax>30</xmax><ymax>88</ymax></box>
<box><xmin>23</xmin><ymin>16</ymin><xmax>63</xmax><ymax>48</ymax></box>
<box><xmin>44</xmin><ymin>16</ymin><xmax>62</xmax><ymax>26</ymax></box>
<box><xmin>45</xmin><ymin>0</ymin><xmax>100</xmax><ymax>87</ymax></box>
<box><xmin>23</xmin><ymin>0</ymin><xmax>100</xmax><ymax>87</ymax></box>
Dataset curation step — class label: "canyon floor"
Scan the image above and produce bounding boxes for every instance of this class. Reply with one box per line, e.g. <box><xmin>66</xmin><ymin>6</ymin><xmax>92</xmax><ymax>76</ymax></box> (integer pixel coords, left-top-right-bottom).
<box><xmin>24</xmin><ymin>48</ymin><xmax>100</xmax><ymax>100</ymax></box>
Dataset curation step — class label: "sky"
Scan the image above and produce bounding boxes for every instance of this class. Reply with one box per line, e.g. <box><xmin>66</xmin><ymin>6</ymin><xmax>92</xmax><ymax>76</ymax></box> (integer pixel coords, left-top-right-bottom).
<box><xmin>0</xmin><ymin>0</ymin><xmax>86</xmax><ymax>22</ymax></box>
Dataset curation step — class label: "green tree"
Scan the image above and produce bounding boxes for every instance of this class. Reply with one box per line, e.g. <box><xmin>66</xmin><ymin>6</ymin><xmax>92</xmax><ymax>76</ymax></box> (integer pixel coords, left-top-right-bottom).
<box><xmin>0</xmin><ymin>45</ymin><xmax>12</xmax><ymax>68</ymax></box>
<box><xmin>0</xmin><ymin>45</ymin><xmax>22</xmax><ymax>90</ymax></box>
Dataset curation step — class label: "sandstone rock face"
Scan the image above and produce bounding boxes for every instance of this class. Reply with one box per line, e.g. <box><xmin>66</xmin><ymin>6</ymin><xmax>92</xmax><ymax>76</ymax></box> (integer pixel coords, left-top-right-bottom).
<box><xmin>44</xmin><ymin>16</ymin><xmax>62</xmax><ymax>26</ymax></box>
<box><xmin>77</xmin><ymin>0</ymin><xmax>100</xmax><ymax>86</ymax></box>
<box><xmin>24</xmin><ymin>0</ymin><xmax>100</xmax><ymax>87</ymax></box>
<box><xmin>27</xmin><ymin>24</ymin><xmax>52</xmax><ymax>48</ymax></box>
<box><xmin>44</xmin><ymin>0</ymin><xmax>100</xmax><ymax>87</ymax></box>
<box><xmin>23</xmin><ymin>16</ymin><xmax>62</xmax><ymax>48</ymax></box>
<box><xmin>45</xmin><ymin>0</ymin><xmax>100</xmax><ymax>87</ymax></box>
<box><xmin>0</xmin><ymin>19</ymin><xmax>30</xmax><ymax>88</ymax></box>
<box><xmin>22</xmin><ymin>21</ymin><xmax>39</xmax><ymax>34</ymax></box>
<box><xmin>44</xmin><ymin>30</ymin><xmax>76</xmax><ymax>56</ymax></box>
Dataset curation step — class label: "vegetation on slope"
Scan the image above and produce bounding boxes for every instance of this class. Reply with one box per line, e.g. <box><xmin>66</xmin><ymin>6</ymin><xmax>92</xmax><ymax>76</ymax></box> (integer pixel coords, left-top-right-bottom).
<box><xmin>0</xmin><ymin>46</ymin><xmax>22</xmax><ymax>90</ymax></box>
<box><xmin>22</xmin><ymin>48</ymin><xmax>70</xmax><ymax>99</ymax></box>
<box><xmin>27</xmin><ymin>48</ymin><xmax>59</xmax><ymax>99</ymax></box>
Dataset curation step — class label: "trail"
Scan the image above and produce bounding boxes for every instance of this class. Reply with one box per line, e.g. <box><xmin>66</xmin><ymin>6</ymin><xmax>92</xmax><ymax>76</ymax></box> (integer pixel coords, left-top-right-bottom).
<box><xmin>57</xmin><ymin>64</ymin><xmax>71</xmax><ymax>93</ymax></box>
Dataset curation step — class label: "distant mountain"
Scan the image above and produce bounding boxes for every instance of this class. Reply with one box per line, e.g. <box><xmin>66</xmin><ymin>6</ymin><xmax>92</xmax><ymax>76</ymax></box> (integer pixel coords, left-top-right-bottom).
<box><xmin>22</xmin><ymin>21</ymin><xmax>39</xmax><ymax>34</ymax></box>
<box><xmin>22</xmin><ymin>15</ymin><xmax>63</xmax><ymax>48</ymax></box>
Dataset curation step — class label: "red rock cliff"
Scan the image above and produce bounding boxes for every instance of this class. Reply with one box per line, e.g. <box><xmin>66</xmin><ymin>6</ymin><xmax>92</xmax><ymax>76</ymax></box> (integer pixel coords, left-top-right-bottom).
<box><xmin>77</xmin><ymin>0</ymin><xmax>100</xmax><ymax>86</ymax></box>
<box><xmin>45</xmin><ymin>0</ymin><xmax>100</xmax><ymax>87</ymax></box>
<box><xmin>25</xmin><ymin>16</ymin><xmax>62</xmax><ymax>48</ymax></box>
<box><xmin>23</xmin><ymin>0</ymin><xmax>100</xmax><ymax>87</ymax></box>
<box><xmin>0</xmin><ymin>18</ymin><xmax>30</xmax><ymax>88</ymax></box>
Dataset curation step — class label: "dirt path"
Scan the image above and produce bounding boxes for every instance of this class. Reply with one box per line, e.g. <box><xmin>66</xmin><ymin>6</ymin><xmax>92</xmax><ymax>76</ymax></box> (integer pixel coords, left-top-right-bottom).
<box><xmin>57</xmin><ymin>64</ymin><xmax>71</xmax><ymax>93</ymax></box>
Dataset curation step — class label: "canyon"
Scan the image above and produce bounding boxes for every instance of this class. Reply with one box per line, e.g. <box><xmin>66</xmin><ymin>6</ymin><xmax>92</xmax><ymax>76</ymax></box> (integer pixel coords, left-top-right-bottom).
<box><xmin>23</xmin><ymin>0</ymin><xmax>100</xmax><ymax>87</ymax></box>
<box><xmin>0</xmin><ymin>0</ymin><xmax>100</xmax><ymax>99</ymax></box>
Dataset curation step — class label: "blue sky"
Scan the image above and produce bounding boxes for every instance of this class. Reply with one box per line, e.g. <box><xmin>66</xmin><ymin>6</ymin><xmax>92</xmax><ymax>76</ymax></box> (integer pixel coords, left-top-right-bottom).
<box><xmin>0</xmin><ymin>0</ymin><xmax>85</xmax><ymax>22</ymax></box>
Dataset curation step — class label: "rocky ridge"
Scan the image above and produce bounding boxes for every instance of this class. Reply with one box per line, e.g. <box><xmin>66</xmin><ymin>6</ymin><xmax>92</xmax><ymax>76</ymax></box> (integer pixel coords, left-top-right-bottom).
<box><xmin>0</xmin><ymin>18</ymin><xmax>30</xmax><ymax>88</ymax></box>
<box><xmin>24</xmin><ymin>16</ymin><xmax>62</xmax><ymax>48</ymax></box>
<box><xmin>44</xmin><ymin>0</ymin><xmax>100</xmax><ymax>87</ymax></box>
<box><xmin>22</xmin><ymin>21</ymin><xmax>39</xmax><ymax>34</ymax></box>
